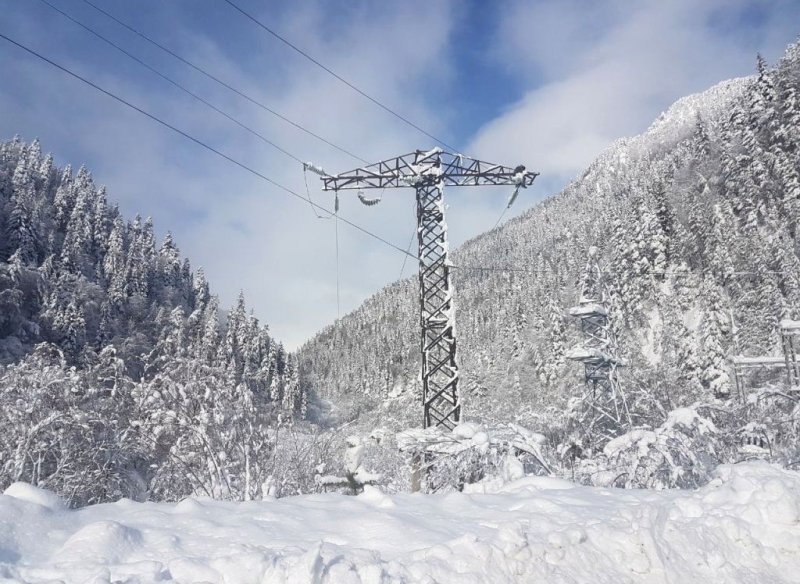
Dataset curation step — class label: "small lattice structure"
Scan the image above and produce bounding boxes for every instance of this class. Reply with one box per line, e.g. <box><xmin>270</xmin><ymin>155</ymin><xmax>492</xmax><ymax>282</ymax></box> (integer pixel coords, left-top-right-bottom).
<box><xmin>738</xmin><ymin>422</ymin><xmax>772</xmax><ymax>458</ymax></box>
<box><xmin>730</xmin><ymin>356</ymin><xmax>786</xmax><ymax>400</ymax></box>
<box><xmin>566</xmin><ymin>247</ymin><xmax>631</xmax><ymax>442</ymax></box>
<box><xmin>730</xmin><ymin>319</ymin><xmax>800</xmax><ymax>398</ymax></box>
<box><xmin>780</xmin><ymin>319</ymin><xmax>800</xmax><ymax>386</ymax></box>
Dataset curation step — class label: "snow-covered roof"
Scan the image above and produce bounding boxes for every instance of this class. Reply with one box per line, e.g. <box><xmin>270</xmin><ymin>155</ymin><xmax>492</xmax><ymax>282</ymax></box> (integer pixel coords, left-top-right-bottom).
<box><xmin>780</xmin><ymin>319</ymin><xmax>800</xmax><ymax>332</ymax></box>
<box><xmin>568</xmin><ymin>303</ymin><xmax>607</xmax><ymax>317</ymax></box>
<box><xmin>731</xmin><ymin>355</ymin><xmax>786</xmax><ymax>367</ymax></box>
<box><xmin>566</xmin><ymin>347</ymin><xmax>612</xmax><ymax>363</ymax></box>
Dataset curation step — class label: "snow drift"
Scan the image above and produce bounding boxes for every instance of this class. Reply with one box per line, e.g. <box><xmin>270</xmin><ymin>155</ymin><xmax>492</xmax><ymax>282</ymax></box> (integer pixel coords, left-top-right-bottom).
<box><xmin>1</xmin><ymin>461</ymin><xmax>799</xmax><ymax>583</ymax></box>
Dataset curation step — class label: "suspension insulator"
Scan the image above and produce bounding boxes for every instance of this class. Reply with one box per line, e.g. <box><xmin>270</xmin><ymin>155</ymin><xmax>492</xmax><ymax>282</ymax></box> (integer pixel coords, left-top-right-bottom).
<box><xmin>303</xmin><ymin>161</ymin><xmax>328</xmax><ymax>176</ymax></box>
<box><xmin>506</xmin><ymin>185</ymin><xmax>521</xmax><ymax>209</ymax></box>
<box><xmin>358</xmin><ymin>191</ymin><xmax>382</xmax><ymax>206</ymax></box>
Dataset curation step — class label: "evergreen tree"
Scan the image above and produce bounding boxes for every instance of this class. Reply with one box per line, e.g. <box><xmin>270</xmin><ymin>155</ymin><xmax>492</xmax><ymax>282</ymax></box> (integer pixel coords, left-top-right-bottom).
<box><xmin>543</xmin><ymin>294</ymin><xmax>566</xmax><ymax>384</ymax></box>
<box><xmin>193</xmin><ymin>267</ymin><xmax>210</xmax><ymax>311</ymax></box>
<box><xmin>60</xmin><ymin>182</ymin><xmax>93</xmax><ymax>275</ymax></box>
<box><xmin>104</xmin><ymin>216</ymin><xmax>127</xmax><ymax>307</ymax></box>
<box><xmin>699</xmin><ymin>277</ymin><xmax>731</xmax><ymax>398</ymax></box>
<box><xmin>52</xmin><ymin>164</ymin><xmax>74</xmax><ymax>233</ymax></box>
<box><xmin>4</xmin><ymin>190</ymin><xmax>38</xmax><ymax>264</ymax></box>
<box><xmin>125</xmin><ymin>215</ymin><xmax>150</xmax><ymax>299</ymax></box>
<box><xmin>157</xmin><ymin>232</ymin><xmax>183</xmax><ymax>304</ymax></box>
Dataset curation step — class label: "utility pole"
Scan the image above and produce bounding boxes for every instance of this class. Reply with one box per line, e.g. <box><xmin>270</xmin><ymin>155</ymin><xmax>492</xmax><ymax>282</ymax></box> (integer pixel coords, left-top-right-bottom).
<box><xmin>321</xmin><ymin>147</ymin><xmax>537</xmax><ymax>429</ymax></box>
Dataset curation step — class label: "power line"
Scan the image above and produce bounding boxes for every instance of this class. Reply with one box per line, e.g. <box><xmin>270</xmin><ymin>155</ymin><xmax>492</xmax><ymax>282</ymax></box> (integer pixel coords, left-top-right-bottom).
<box><xmin>302</xmin><ymin>166</ymin><xmax>331</xmax><ymax>219</ymax></box>
<box><xmin>399</xmin><ymin>227</ymin><xmax>416</xmax><ymax>280</ymax></box>
<box><xmin>78</xmin><ymin>0</ymin><xmax>367</xmax><ymax>164</ymax></box>
<box><xmin>221</xmin><ymin>0</ymin><xmax>457</xmax><ymax>152</ymax></box>
<box><xmin>491</xmin><ymin>207</ymin><xmax>509</xmax><ymax>231</ymax></box>
<box><xmin>4</xmin><ymin>33</ymin><xmax>789</xmax><ymax>288</ymax></box>
<box><xmin>40</xmin><ymin>0</ymin><xmax>305</xmax><ymax>164</ymax></box>
<box><xmin>334</xmin><ymin>213</ymin><xmax>341</xmax><ymax>319</ymax></box>
<box><xmin>0</xmin><ymin>31</ymin><xmax>416</xmax><ymax>261</ymax></box>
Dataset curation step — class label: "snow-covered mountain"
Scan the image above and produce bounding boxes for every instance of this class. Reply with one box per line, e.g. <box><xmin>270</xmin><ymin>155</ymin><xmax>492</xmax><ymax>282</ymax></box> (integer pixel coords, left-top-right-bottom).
<box><xmin>298</xmin><ymin>43</ymin><xmax>800</xmax><ymax>468</ymax></box>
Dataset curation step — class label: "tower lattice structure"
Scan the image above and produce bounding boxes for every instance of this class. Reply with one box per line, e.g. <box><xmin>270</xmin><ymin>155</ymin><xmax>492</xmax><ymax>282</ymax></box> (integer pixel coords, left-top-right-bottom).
<box><xmin>566</xmin><ymin>247</ymin><xmax>631</xmax><ymax>444</ymax></box>
<box><xmin>321</xmin><ymin>148</ymin><xmax>537</xmax><ymax>429</ymax></box>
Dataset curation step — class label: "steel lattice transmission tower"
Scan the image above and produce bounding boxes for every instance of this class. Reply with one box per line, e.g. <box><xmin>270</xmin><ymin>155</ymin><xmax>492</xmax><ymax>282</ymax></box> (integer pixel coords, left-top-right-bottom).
<box><xmin>566</xmin><ymin>247</ymin><xmax>631</xmax><ymax>443</ymax></box>
<box><xmin>321</xmin><ymin>148</ymin><xmax>537</xmax><ymax>429</ymax></box>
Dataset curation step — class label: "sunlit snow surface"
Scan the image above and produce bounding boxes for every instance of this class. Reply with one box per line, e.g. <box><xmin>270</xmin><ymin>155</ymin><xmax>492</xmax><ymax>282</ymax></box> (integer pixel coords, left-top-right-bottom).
<box><xmin>1</xmin><ymin>462</ymin><xmax>799</xmax><ymax>583</ymax></box>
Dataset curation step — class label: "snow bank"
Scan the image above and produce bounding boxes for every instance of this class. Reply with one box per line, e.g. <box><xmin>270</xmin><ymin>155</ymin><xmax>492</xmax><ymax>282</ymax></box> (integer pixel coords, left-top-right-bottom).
<box><xmin>3</xmin><ymin>482</ymin><xmax>65</xmax><ymax>511</ymax></box>
<box><xmin>1</xmin><ymin>462</ymin><xmax>799</xmax><ymax>583</ymax></box>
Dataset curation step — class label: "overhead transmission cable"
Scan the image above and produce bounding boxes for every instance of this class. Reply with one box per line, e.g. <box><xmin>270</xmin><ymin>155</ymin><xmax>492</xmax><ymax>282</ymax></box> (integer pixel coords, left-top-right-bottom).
<box><xmin>221</xmin><ymin>0</ymin><xmax>457</xmax><ymax>152</ymax></box>
<box><xmin>334</xmin><ymin>211</ymin><xmax>341</xmax><ymax>319</ymax></box>
<box><xmin>492</xmin><ymin>207</ymin><xmax>509</xmax><ymax>231</ymax></box>
<box><xmin>399</xmin><ymin>202</ymin><xmax>417</xmax><ymax>280</ymax></box>
<box><xmin>78</xmin><ymin>0</ymin><xmax>367</xmax><ymax>164</ymax></box>
<box><xmin>39</xmin><ymin>0</ymin><xmax>308</xmax><ymax>164</ymax></box>
<box><xmin>492</xmin><ymin>180</ymin><xmax>526</xmax><ymax>230</ymax></box>
<box><xmin>45</xmin><ymin>0</ymin><xmax>340</xmax><ymax>233</ymax></box>
<box><xmin>2</xmin><ymin>34</ymin><xmax>784</xmax><ymax>285</ymax></box>
<box><xmin>399</xmin><ymin>229</ymin><xmax>416</xmax><ymax>279</ymax></box>
<box><xmin>66</xmin><ymin>0</ymin><xmax>519</xmax><ymax>268</ymax></box>
<box><xmin>302</xmin><ymin>166</ymin><xmax>331</xmax><ymax>219</ymax></box>
<box><xmin>0</xmin><ymin>32</ymin><xmax>416</xmax><ymax>262</ymax></box>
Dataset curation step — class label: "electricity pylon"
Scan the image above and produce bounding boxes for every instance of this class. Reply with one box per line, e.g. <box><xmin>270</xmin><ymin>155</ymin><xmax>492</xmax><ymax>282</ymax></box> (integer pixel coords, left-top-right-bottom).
<box><xmin>321</xmin><ymin>147</ymin><xmax>537</xmax><ymax>429</ymax></box>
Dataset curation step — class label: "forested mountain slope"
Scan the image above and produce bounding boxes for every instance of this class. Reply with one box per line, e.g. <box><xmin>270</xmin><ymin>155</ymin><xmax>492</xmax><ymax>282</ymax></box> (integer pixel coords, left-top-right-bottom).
<box><xmin>298</xmin><ymin>42</ymin><xmax>800</xmax><ymax>456</ymax></box>
<box><xmin>0</xmin><ymin>139</ymin><xmax>307</xmax><ymax>504</ymax></box>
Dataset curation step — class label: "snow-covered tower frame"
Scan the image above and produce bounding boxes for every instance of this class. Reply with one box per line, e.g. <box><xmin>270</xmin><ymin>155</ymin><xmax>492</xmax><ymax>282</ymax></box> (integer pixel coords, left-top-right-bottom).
<box><xmin>321</xmin><ymin>148</ymin><xmax>537</xmax><ymax>429</ymax></box>
<box><xmin>780</xmin><ymin>319</ymin><xmax>800</xmax><ymax>387</ymax></box>
<box><xmin>566</xmin><ymin>247</ymin><xmax>630</xmax><ymax>438</ymax></box>
<box><xmin>732</xmin><ymin>319</ymin><xmax>800</xmax><ymax>397</ymax></box>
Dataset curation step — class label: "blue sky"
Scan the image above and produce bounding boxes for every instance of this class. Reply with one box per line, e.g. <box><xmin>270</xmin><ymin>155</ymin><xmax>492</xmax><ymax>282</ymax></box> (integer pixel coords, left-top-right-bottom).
<box><xmin>1</xmin><ymin>0</ymin><xmax>799</xmax><ymax>348</ymax></box>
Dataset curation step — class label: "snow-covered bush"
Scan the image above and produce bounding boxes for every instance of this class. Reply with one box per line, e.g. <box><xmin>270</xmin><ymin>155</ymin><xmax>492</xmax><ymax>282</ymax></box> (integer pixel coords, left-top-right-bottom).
<box><xmin>397</xmin><ymin>422</ymin><xmax>553</xmax><ymax>492</ymax></box>
<box><xmin>267</xmin><ymin>425</ymin><xmax>339</xmax><ymax>497</ymax></box>
<box><xmin>0</xmin><ymin>344</ymin><xmax>141</xmax><ymax>506</ymax></box>
<box><xmin>315</xmin><ymin>435</ymin><xmax>384</xmax><ymax>495</ymax></box>
<box><xmin>578</xmin><ymin>407</ymin><xmax>721</xmax><ymax>489</ymax></box>
<box><xmin>734</xmin><ymin>385</ymin><xmax>800</xmax><ymax>467</ymax></box>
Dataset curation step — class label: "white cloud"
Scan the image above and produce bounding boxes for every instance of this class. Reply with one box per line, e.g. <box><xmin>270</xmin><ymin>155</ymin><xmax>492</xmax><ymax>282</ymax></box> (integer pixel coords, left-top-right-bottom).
<box><xmin>1</xmin><ymin>0</ymin><xmax>798</xmax><ymax>349</ymax></box>
<box><xmin>469</xmin><ymin>0</ymin><xmax>800</xmax><ymax>184</ymax></box>
<box><xmin>134</xmin><ymin>0</ymin><xmax>459</xmax><ymax>349</ymax></box>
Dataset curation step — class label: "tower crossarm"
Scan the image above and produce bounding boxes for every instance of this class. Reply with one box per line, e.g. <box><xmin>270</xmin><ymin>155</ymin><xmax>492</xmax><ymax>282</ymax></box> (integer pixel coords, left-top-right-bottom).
<box><xmin>321</xmin><ymin>147</ymin><xmax>538</xmax><ymax>191</ymax></box>
<box><xmin>319</xmin><ymin>146</ymin><xmax>539</xmax><ymax>435</ymax></box>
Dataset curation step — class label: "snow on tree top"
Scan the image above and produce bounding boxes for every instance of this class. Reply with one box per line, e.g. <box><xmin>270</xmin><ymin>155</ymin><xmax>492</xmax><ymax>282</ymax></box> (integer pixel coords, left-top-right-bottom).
<box><xmin>644</xmin><ymin>78</ymin><xmax>750</xmax><ymax>141</ymax></box>
<box><xmin>579</xmin><ymin>77</ymin><xmax>749</xmax><ymax>189</ymax></box>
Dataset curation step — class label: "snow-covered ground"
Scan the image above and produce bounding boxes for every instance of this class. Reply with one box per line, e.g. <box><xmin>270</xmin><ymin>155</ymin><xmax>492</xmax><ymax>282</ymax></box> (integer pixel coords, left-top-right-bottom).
<box><xmin>1</xmin><ymin>462</ymin><xmax>799</xmax><ymax>583</ymax></box>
